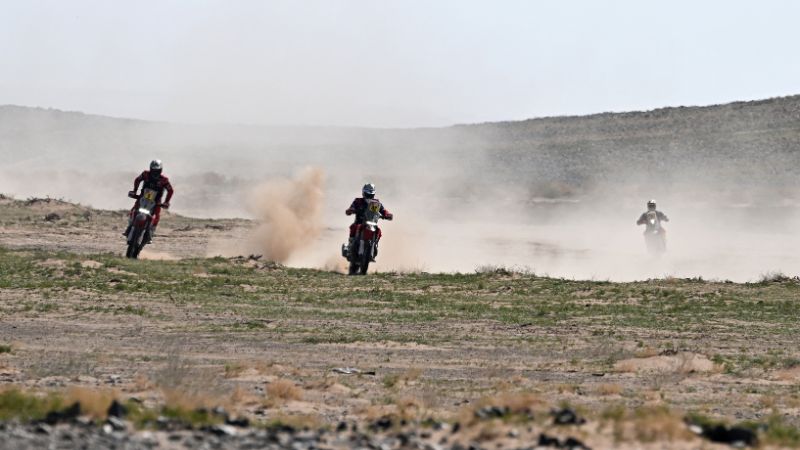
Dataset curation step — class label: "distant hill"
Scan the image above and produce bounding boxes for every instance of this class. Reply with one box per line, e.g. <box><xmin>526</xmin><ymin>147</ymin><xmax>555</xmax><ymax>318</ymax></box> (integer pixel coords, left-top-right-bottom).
<box><xmin>1</xmin><ymin>95</ymin><xmax>799</xmax><ymax>212</ymax></box>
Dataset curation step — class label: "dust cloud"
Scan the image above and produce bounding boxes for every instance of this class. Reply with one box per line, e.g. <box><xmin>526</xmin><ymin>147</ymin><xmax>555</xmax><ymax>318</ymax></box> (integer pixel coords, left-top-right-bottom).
<box><xmin>241</xmin><ymin>168</ymin><xmax>325</xmax><ymax>263</ymax></box>
<box><xmin>3</xmin><ymin>99</ymin><xmax>800</xmax><ymax>282</ymax></box>
<box><xmin>138</xmin><ymin>249</ymin><xmax>179</xmax><ymax>261</ymax></box>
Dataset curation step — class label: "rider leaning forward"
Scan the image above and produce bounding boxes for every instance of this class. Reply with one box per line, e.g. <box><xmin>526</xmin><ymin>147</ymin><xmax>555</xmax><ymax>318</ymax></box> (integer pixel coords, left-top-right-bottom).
<box><xmin>123</xmin><ymin>160</ymin><xmax>174</xmax><ymax>243</ymax></box>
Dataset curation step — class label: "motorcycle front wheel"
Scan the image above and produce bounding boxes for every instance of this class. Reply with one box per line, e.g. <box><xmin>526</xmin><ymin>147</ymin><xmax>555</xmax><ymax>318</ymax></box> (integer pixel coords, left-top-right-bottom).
<box><xmin>126</xmin><ymin>228</ymin><xmax>145</xmax><ymax>259</ymax></box>
<box><xmin>359</xmin><ymin>242</ymin><xmax>372</xmax><ymax>275</ymax></box>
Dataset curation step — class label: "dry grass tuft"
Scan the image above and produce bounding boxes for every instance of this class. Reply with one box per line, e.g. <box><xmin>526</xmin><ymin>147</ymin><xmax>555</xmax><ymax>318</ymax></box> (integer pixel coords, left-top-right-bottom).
<box><xmin>404</xmin><ymin>367</ymin><xmax>423</xmax><ymax>381</ymax></box>
<box><xmin>161</xmin><ymin>387</ymin><xmax>218</xmax><ymax>411</ymax></box>
<box><xmin>133</xmin><ymin>373</ymin><xmax>154</xmax><ymax>391</ymax></box>
<box><xmin>774</xmin><ymin>366</ymin><xmax>800</xmax><ymax>382</ymax></box>
<box><xmin>759</xmin><ymin>395</ymin><xmax>777</xmax><ymax>410</ymax></box>
<box><xmin>396</xmin><ymin>396</ymin><xmax>425</xmax><ymax>420</ymax></box>
<box><xmin>383</xmin><ymin>367</ymin><xmax>423</xmax><ymax>389</ymax></box>
<box><xmin>634</xmin><ymin>347</ymin><xmax>659</xmax><ymax>358</ymax></box>
<box><xmin>601</xmin><ymin>404</ymin><xmax>693</xmax><ymax>443</ymax></box>
<box><xmin>556</xmin><ymin>383</ymin><xmax>579</xmax><ymax>394</ymax></box>
<box><xmin>463</xmin><ymin>391</ymin><xmax>542</xmax><ymax>424</ymax></box>
<box><xmin>265</xmin><ymin>378</ymin><xmax>303</xmax><ymax>405</ymax></box>
<box><xmin>153</xmin><ymin>349</ymin><xmax>229</xmax><ymax>410</ymax></box>
<box><xmin>632</xmin><ymin>406</ymin><xmax>693</xmax><ymax>442</ymax></box>
<box><xmin>229</xmin><ymin>385</ymin><xmax>260</xmax><ymax>407</ymax></box>
<box><xmin>475</xmin><ymin>422</ymin><xmax>503</xmax><ymax>441</ymax></box>
<box><xmin>596</xmin><ymin>383</ymin><xmax>623</xmax><ymax>396</ymax></box>
<box><xmin>64</xmin><ymin>386</ymin><xmax>117</xmax><ymax>419</ymax></box>
<box><xmin>224</xmin><ymin>363</ymin><xmax>247</xmax><ymax>379</ymax></box>
<box><xmin>614</xmin><ymin>360</ymin><xmax>638</xmax><ymax>373</ymax></box>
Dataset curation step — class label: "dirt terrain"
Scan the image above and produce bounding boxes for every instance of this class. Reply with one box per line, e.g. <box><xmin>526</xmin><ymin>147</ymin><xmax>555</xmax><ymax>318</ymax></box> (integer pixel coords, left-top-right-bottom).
<box><xmin>2</xmin><ymin>198</ymin><xmax>800</xmax><ymax>448</ymax></box>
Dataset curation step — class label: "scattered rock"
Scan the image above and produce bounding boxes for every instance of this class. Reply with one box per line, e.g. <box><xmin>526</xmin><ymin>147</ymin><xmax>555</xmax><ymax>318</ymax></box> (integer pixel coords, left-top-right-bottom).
<box><xmin>42</xmin><ymin>402</ymin><xmax>81</xmax><ymax>425</ymax></box>
<box><xmin>211</xmin><ymin>406</ymin><xmax>228</xmax><ymax>419</ymax></box>
<box><xmin>370</xmin><ymin>416</ymin><xmax>394</xmax><ymax>431</ymax></box>
<box><xmin>33</xmin><ymin>424</ymin><xmax>51</xmax><ymax>435</ymax></box>
<box><xmin>225</xmin><ymin>417</ymin><xmax>250</xmax><ymax>428</ymax></box>
<box><xmin>107</xmin><ymin>400</ymin><xmax>127</xmax><ymax>418</ymax></box>
<box><xmin>690</xmin><ymin>422</ymin><xmax>757</xmax><ymax>447</ymax></box>
<box><xmin>563</xmin><ymin>436</ymin><xmax>591</xmax><ymax>449</ymax></box>
<box><xmin>538</xmin><ymin>433</ymin><xmax>591</xmax><ymax>449</ymax></box>
<box><xmin>539</xmin><ymin>433</ymin><xmax>561</xmax><ymax>447</ymax></box>
<box><xmin>474</xmin><ymin>406</ymin><xmax>509</xmax><ymax>420</ymax></box>
<box><xmin>44</xmin><ymin>213</ymin><xmax>61</xmax><ymax>222</ymax></box>
<box><xmin>332</xmin><ymin>367</ymin><xmax>377</xmax><ymax>375</ymax></box>
<box><xmin>551</xmin><ymin>408</ymin><xmax>586</xmax><ymax>426</ymax></box>
<box><xmin>207</xmin><ymin>424</ymin><xmax>238</xmax><ymax>437</ymax></box>
<box><xmin>106</xmin><ymin>417</ymin><xmax>126</xmax><ymax>432</ymax></box>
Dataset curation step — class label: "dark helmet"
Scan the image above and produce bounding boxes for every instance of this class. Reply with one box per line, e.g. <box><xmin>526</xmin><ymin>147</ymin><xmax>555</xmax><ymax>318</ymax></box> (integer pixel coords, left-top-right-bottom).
<box><xmin>647</xmin><ymin>199</ymin><xmax>656</xmax><ymax>211</ymax></box>
<box><xmin>362</xmin><ymin>183</ymin><xmax>376</xmax><ymax>199</ymax></box>
<box><xmin>149</xmin><ymin>159</ymin><xmax>163</xmax><ymax>178</ymax></box>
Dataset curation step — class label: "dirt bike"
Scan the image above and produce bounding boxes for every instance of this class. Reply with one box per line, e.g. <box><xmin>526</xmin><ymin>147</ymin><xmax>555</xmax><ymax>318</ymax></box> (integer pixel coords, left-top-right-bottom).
<box><xmin>643</xmin><ymin>211</ymin><xmax>666</xmax><ymax>255</ymax></box>
<box><xmin>341</xmin><ymin>199</ymin><xmax>392</xmax><ymax>275</ymax></box>
<box><xmin>125</xmin><ymin>188</ymin><xmax>162</xmax><ymax>259</ymax></box>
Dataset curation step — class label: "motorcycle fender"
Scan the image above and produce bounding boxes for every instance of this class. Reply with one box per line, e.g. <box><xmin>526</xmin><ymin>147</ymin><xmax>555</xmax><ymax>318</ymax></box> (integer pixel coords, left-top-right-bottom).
<box><xmin>362</xmin><ymin>227</ymin><xmax>377</xmax><ymax>241</ymax></box>
<box><xmin>135</xmin><ymin>213</ymin><xmax>149</xmax><ymax>227</ymax></box>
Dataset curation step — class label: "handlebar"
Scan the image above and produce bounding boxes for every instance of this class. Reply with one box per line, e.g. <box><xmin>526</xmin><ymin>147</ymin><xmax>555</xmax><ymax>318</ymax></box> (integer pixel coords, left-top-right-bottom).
<box><xmin>129</xmin><ymin>191</ymin><xmax>168</xmax><ymax>209</ymax></box>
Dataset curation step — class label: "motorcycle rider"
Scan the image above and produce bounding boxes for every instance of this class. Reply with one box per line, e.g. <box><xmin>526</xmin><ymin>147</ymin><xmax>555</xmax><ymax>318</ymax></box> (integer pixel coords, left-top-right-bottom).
<box><xmin>346</xmin><ymin>183</ymin><xmax>393</xmax><ymax>261</ymax></box>
<box><xmin>123</xmin><ymin>160</ymin><xmax>174</xmax><ymax>243</ymax></box>
<box><xmin>636</xmin><ymin>199</ymin><xmax>668</xmax><ymax>231</ymax></box>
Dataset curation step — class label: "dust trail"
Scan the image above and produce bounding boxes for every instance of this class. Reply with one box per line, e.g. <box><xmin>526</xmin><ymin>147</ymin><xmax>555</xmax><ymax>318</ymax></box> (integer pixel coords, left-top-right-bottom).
<box><xmin>245</xmin><ymin>168</ymin><xmax>325</xmax><ymax>263</ymax></box>
<box><xmin>139</xmin><ymin>249</ymin><xmax>179</xmax><ymax>261</ymax></box>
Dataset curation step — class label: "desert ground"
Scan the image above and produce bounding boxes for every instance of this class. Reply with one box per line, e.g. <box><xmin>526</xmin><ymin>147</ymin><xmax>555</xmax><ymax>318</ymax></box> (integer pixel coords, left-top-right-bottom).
<box><xmin>1</xmin><ymin>196</ymin><xmax>800</xmax><ymax>449</ymax></box>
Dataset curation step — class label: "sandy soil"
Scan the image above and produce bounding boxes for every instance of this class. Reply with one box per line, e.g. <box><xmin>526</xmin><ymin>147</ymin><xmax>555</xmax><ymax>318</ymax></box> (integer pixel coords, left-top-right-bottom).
<box><xmin>0</xmin><ymin>198</ymin><xmax>797</xmax><ymax>449</ymax></box>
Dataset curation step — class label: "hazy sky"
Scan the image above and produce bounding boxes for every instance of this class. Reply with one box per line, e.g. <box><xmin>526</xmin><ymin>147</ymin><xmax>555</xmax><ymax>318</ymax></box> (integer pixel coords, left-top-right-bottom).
<box><xmin>2</xmin><ymin>0</ymin><xmax>800</xmax><ymax>127</ymax></box>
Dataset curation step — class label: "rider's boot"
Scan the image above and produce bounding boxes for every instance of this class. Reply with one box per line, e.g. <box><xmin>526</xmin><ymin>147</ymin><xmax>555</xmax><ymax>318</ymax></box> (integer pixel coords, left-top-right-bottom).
<box><xmin>371</xmin><ymin>242</ymin><xmax>378</xmax><ymax>262</ymax></box>
<box><xmin>122</xmin><ymin>218</ymin><xmax>132</xmax><ymax>237</ymax></box>
<box><xmin>145</xmin><ymin>225</ymin><xmax>157</xmax><ymax>244</ymax></box>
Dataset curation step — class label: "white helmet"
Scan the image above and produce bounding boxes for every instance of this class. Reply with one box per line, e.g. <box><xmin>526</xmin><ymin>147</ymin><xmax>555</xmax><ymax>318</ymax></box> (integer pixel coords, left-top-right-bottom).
<box><xmin>647</xmin><ymin>199</ymin><xmax>656</xmax><ymax>211</ymax></box>
<box><xmin>149</xmin><ymin>160</ymin><xmax>163</xmax><ymax>176</ymax></box>
<box><xmin>362</xmin><ymin>183</ymin><xmax>376</xmax><ymax>199</ymax></box>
